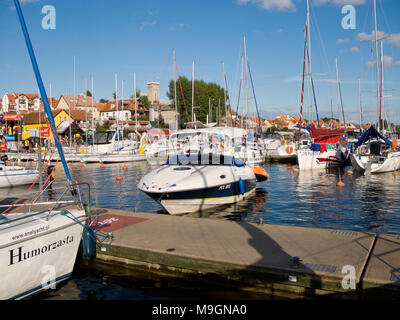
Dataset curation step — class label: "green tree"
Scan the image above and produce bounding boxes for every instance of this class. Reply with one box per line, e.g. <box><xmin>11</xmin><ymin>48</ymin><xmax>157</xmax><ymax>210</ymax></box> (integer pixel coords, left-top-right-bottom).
<box><xmin>166</xmin><ymin>77</ymin><xmax>228</xmax><ymax>127</ymax></box>
<box><xmin>140</xmin><ymin>95</ymin><xmax>150</xmax><ymax>109</ymax></box>
<box><xmin>86</xmin><ymin>90</ymin><xmax>92</xmax><ymax>97</ymax></box>
<box><xmin>96</xmin><ymin>122</ymin><xmax>111</xmax><ymax>132</ymax></box>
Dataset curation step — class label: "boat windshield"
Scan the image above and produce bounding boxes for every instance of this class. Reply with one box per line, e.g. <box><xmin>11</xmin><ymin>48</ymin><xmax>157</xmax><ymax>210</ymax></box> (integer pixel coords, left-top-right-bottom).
<box><xmin>93</xmin><ymin>132</ymin><xmax>114</xmax><ymax>144</ymax></box>
<box><xmin>164</xmin><ymin>153</ymin><xmax>245</xmax><ymax>167</ymax></box>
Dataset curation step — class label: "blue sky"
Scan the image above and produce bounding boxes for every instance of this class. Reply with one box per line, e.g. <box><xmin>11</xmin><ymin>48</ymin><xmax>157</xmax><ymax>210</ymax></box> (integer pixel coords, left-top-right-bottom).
<box><xmin>1</xmin><ymin>0</ymin><xmax>400</xmax><ymax>124</ymax></box>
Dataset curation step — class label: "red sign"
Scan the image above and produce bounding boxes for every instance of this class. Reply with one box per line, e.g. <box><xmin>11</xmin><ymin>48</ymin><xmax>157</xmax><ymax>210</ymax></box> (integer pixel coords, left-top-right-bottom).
<box><xmin>0</xmin><ymin>143</ymin><xmax>6</xmax><ymax>151</ymax></box>
<box><xmin>92</xmin><ymin>214</ymin><xmax>148</xmax><ymax>232</ymax></box>
<box><xmin>39</xmin><ymin>126</ymin><xmax>50</xmax><ymax>138</ymax></box>
<box><xmin>3</xmin><ymin>114</ymin><xmax>20</xmax><ymax>121</ymax></box>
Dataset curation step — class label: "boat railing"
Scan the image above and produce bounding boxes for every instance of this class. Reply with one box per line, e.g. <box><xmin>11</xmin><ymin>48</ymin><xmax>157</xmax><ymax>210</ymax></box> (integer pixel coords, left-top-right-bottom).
<box><xmin>22</xmin><ymin>180</ymin><xmax>92</xmax><ymax>216</ymax></box>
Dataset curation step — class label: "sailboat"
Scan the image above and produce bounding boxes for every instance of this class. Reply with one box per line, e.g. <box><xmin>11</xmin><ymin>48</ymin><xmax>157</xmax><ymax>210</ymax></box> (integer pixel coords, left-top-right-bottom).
<box><xmin>296</xmin><ymin>0</ymin><xmax>346</xmax><ymax>170</ymax></box>
<box><xmin>350</xmin><ymin>0</ymin><xmax>400</xmax><ymax>174</ymax></box>
<box><xmin>0</xmin><ymin>0</ymin><xmax>93</xmax><ymax>300</ymax></box>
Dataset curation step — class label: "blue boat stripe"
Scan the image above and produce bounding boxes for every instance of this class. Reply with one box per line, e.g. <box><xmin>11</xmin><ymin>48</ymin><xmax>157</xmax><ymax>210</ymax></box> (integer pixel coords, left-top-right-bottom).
<box><xmin>9</xmin><ymin>272</ymin><xmax>73</xmax><ymax>300</ymax></box>
<box><xmin>145</xmin><ymin>179</ymin><xmax>256</xmax><ymax>201</ymax></box>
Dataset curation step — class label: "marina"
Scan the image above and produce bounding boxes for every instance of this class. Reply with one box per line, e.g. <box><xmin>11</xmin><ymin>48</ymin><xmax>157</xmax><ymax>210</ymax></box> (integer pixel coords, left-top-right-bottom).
<box><xmin>1</xmin><ymin>0</ymin><xmax>400</xmax><ymax>305</ymax></box>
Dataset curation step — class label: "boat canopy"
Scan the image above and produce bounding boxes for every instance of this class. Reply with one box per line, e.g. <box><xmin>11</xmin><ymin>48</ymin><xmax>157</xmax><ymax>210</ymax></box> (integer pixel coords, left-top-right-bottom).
<box><xmin>355</xmin><ymin>125</ymin><xmax>392</xmax><ymax>148</ymax></box>
<box><xmin>164</xmin><ymin>153</ymin><xmax>245</xmax><ymax>167</ymax></box>
<box><xmin>309</xmin><ymin>124</ymin><xmax>345</xmax><ymax>144</ymax></box>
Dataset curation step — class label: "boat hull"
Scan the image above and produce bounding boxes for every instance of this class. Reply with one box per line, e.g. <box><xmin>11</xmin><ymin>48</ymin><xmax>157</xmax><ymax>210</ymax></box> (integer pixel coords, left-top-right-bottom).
<box><xmin>138</xmin><ymin>159</ymin><xmax>257</xmax><ymax>215</ymax></box>
<box><xmin>144</xmin><ymin>179</ymin><xmax>256</xmax><ymax>215</ymax></box>
<box><xmin>0</xmin><ymin>209</ymin><xmax>86</xmax><ymax>300</ymax></box>
<box><xmin>297</xmin><ymin>149</ymin><xmax>344</xmax><ymax>170</ymax></box>
<box><xmin>351</xmin><ymin>151</ymin><xmax>400</xmax><ymax>174</ymax></box>
<box><xmin>0</xmin><ymin>167</ymin><xmax>39</xmax><ymax>188</ymax></box>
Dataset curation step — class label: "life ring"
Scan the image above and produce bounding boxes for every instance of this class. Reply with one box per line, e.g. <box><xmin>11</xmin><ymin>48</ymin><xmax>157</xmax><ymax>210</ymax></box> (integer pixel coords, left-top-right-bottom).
<box><xmin>142</xmin><ymin>136</ymin><xmax>147</xmax><ymax>145</ymax></box>
<box><xmin>286</xmin><ymin>146</ymin><xmax>294</xmax><ymax>154</ymax></box>
<box><xmin>218</xmin><ymin>142</ymin><xmax>225</xmax><ymax>153</ymax></box>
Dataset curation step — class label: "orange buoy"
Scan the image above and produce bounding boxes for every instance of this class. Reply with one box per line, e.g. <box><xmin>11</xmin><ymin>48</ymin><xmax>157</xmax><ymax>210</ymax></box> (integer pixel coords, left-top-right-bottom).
<box><xmin>252</xmin><ymin>166</ymin><xmax>269</xmax><ymax>182</ymax></box>
<box><xmin>116</xmin><ymin>175</ymin><xmax>123</xmax><ymax>181</ymax></box>
<box><xmin>122</xmin><ymin>165</ymin><xmax>128</xmax><ymax>171</ymax></box>
<box><xmin>100</xmin><ymin>163</ymin><xmax>105</xmax><ymax>169</ymax></box>
<box><xmin>392</xmin><ymin>138</ymin><xmax>398</xmax><ymax>149</ymax></box>
<box><xmin>79</xmin><ymin>162</ymin><xmax>85</xmax><ymax>167</ymax></box>
<box><xmin>337</xmin><ymin>181</ymin><xmax>345</xmax><ymax>187</ymax></box>
<box><xmin>286</xmin><ymin>146</ymin><xmax>294</xmax><ymax>154</ymax></box>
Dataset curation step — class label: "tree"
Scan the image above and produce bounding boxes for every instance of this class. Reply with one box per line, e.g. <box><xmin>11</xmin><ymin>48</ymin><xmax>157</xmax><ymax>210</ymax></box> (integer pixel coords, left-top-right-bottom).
<box><xmin>140</xmin><ymin>95</ymin><xmax>150</xmax><ymax>109</ymax></box>
<box><xmin>166</xmin><ymin>76</ymin><xmax>227</xmax><ymax>127</ymax></box>
<box><xmin>86</xmin><ymin>90</ymin><xmax>92</xmax><ymax>97</ymax></box>
<box><xmin>99</xmin><ymin>98</ymin><xmax>108</xmax><ymax>103</ymax></box>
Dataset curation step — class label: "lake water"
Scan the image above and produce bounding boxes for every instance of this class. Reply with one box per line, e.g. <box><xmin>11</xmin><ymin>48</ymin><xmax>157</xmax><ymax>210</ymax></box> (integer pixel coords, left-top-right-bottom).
<box><xmin>15</xmin><ymin>159</ymin><xmax>400</xmax><ymax>300</ymax></box>
<box><xmin>51</xmin><ymin>160</ymin><xmax>400</xmax><ymax>234</ymax></box>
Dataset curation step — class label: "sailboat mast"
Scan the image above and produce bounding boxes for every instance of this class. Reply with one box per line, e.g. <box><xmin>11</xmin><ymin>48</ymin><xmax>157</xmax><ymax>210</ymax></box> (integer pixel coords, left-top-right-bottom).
<box><xmin>358</xmin><ymin>78</ymin><xmax>363</xmax><ymax>133</ymax></box>
<box><xmin>335</xmin><ymin>57</ymin><xmax>346</xmax><ymax>133</ymax></box>
<box><xmin>115</xmin><ymin>73</ymin><xmax>119</xmax><ymax>148</ymax></box>
<box><xmin>192</xmin><ymin>61</ymin><xmax>194</xmax><ymax>124</ymax></box>
<box><xmin>222</xmin><ymin>62</ymin><xmax>227</xmax><ymax>127</ymax></box>
<box><xmin>380</xmin><ymin>41</ymin><xmax>385</xmax><ymax>131</ymax></box>
<box><xmin>14</xmin><ymin>0</ymin><xmax>72</xmax><ymax>181</ymax></box>
<box><xmin>240</xmin><ymin>54</ymin><xmax>244</xmax><ymax>128</ymax></box>
<box><xmin>71</xmin><ymin>56</ymin><xmax>75</xmax><ymax>145</ymax></box>
<box><xmin>173</xmin><ymin>49</ymin><xmax>178</xmax><ymax>130</ymax></box>
<box><xmin>134</xmin><ymin>72</ymin><xmax>137</xmax><ymax>135</ymax></box>
<box><xmin>244</xmin><ymin>36</ymin><xmax>249</xmax><ymax>131</ymax></box>
<box><xmin>306</xmin><ymin>0</ymin><xmax>314</xmax><ymax>124</ymax></box>
<box><xmin>122</xmin><ymin>79</ymin><xmax>124</xmax><ymax>147</ymax></box>
<box><xmin>85</xmin><ymin>78</ymin><xmax>87</xmax><ymax>145</ymax></box>
<box><xmin>373</xmin><ymin>0</ymin><xmax>380</xmax><ymax>131</ymax></box>
<box><xmin>91</xmin><ymin>75</ymin><xmax>94</xmax><ymax>147</ymax></box>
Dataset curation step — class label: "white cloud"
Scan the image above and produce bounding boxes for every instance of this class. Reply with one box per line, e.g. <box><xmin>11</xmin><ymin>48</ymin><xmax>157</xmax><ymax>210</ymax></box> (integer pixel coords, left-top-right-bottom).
<box><xmin>276</xmin><ymin>28</ymin><xmax>284</xmax><ymax>33</ymax></box>
<box><xmin>357</xmin><ymin>30</ymin><xmax>387</xmax><ymax>42</ymax></box>
<box><xmin>313</xmin><ymin>0</ymin><xmax>366</xmax><ymax>6</ymax></box>
<box><xmin>336</xmin><ymin>38</ymin><xmax>350</xmax><ymax>44</ymax></box>
<box><xmin>237</xmin><ymin>0</ymin><xmax>295</xmax><ymax>11</ymax></box>
<box><xmin>139</xmin><ymin>21</ymin><xmax>156</xmax><ymax>32</ymax></box>
<box><xmin>169</xmin><ymin>23</ymin><xmax>189</xmax><ymax>31</ymax></box>
<box><xmin>351</xmin><ymin>46</ymin><xmax>359</xmax><ymax>52</ymax></box>
<box><xmin>366</xmin><ymin>56</ymin><xmax>400</xmax><ymax>68</ymax></box>
<box><xmin>357</xmin><ymin>30</ymin><xmax>400</xmax><ymax>48</ymax></box>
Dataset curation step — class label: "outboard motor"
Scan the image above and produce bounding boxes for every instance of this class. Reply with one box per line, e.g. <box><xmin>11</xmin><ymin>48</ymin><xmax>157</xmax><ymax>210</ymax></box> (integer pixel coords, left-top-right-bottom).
<box><xmin>0</xmin><ymin>155</ymin><xmax>8</xmax><ymax>162</ymax></box>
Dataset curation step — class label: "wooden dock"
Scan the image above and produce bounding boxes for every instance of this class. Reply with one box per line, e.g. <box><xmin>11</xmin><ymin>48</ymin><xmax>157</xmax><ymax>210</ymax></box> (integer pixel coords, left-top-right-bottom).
<box><xmin>81</xmin><ymin>207</ymin><xmax>400</xmax><ymax>299</ymax></box>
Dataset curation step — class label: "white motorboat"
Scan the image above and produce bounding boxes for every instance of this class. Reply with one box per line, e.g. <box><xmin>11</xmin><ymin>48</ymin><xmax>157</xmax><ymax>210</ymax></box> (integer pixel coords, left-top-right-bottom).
<box><xmin>351</xmin><ymin>126</ymin><xmax>400</xmax><ymax>174</ymax></box>
<box><xmin>138</xmin><ymin>153</ymin><xmax>268</xmax><ymax>215</ymax></box>
<box><xmin>263</xmin><ymin>132</ymin><xmax>297</xmax><ymax>161</ymax></box>
<box><xmin>0</xmin><ymin>155</ymin><xmax>39</xmax><ymax>188</ymax></box>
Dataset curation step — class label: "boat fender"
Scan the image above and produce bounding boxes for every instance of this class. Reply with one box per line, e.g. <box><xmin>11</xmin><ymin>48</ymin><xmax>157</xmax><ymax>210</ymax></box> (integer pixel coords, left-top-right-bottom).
<box><xmin>83</xmin><ymin>227</ymin><xmax>95</xmax><ymax>260</ymax></box>
<box><xmin>218</xmin><ymin>142</ymin><xmax>225</xmax><ymax>153</ymax></box>
<box><xmin>238</xmin><ymin>177</ymin><xmax>245</xmax><ymax>195</ymax></box>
